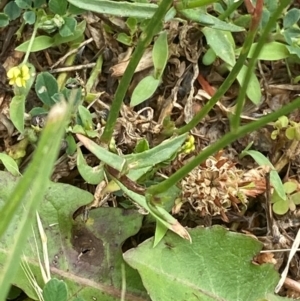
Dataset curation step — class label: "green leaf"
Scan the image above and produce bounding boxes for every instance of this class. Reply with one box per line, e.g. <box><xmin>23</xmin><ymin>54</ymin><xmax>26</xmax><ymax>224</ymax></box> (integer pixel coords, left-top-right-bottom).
<box><xmin>283</xmin><ymin>181</ymin><xmax>297</xmax><ymax>194</ymax></box>
<box><xmin>33</xmin><ymin>0</ymin><xmax>46</xmax><ymax>8</ymax></box>
<box><xmin>273</xmin><ymin>199</ymin><xmax>289</xmax><ymax>215</ymax></box>
<box><xmin>59</xmin><ymin>17</ymin><xmax>77</xmax><ymax>37</ymax></box>
<box><xmin>243</xmin><ymin>42</ymin><xmax>290</xmax><ymax>60</ymax></box>
<box><xmin>283</xmin><ymin>8</ymin><xmax>300</xmax><ymax>29</ymax></box>
<box><xmin>53</xmin><ymin>20</ymin><xmax>86</xmax><ymax>46</ymax></box>
<box><xmin>202</xmin><ymin>48</ymin><xmax>217</xmax><ymax>66</ymax></box>
<box><xmin>0</xmin><ymin>100</ymin><xmax>72</xmax><ymax>300</ymax></box>
<box><xmin>67</xmin><ymin>0</ymin><xmax>158</xmax><ymax>18</ymax></box>
<box><xmin>0</xmin><ymin>154</ymin><xmax>20</xmax><ymax>176</ymax></box>
<box><xmin>134</xmin><ymin>139</ymin><xmax>149</xmax><ymax>153</ymax></box>
<box><xmin>126</xmin><ymin>17</ymin><xmax>137</xmax><ymax>34</ymax></box>
<box><xmin>116</xmin><ymin>33</ymin><xmax>132</xmax><ymax>46</ymax></box>
<box><xmin>0</xmin><ymin>14</ymin><xmax>9</xmax><ymax>27</ymax></box>
<box><xmin>76</xmin><ymin>134</ymin><xmax>127</xmax><ymax>172</ymax></box>
<box><xmin>4</xmin><ymin>2</ymin><xmax>21</xmax><ymax>20</ymax></box>
<box><xmin>124</xmin><ymin>226</ymin><xmax>282</xmax><ymax>301</ymax></box>
<box><xmin>241</xmin><ymin>150</ymin><xmax>286</xmax><ymax>201</ymax></box>
<box><xmin>23</xmin><ymin>11</ymin><xmax>36</xmax><ymax>25</ymax></box>
<box><xmin>130</xmin><ymin>75</ymin><xmax>160</xmax><ymax>107</ymax></box>
<box><xmin>65</xmin><ymin>133</ymin><xmax>77</xmax><ymax>155</ymax></box>
<box><xmin>125</xmin><ymin>134</ymin><xmax>187</xmax><ymax>171</ymax></box>
<box><xmin>181</xmin><ymin>9</ymin><xmax>245</xmax><ymax>32</ymax></box>
<box><xmin>153</xmin><ymin>31</ymin><xmax>168</xmax><ymax>79</ymax></box>
<box><xmin>77</xmin><ymin>147</ymin><xmax>104</xmax><ymax>184</ymax></box>
<box><xmin>35</xmin><ymin>72</ymin><xmax>59</xmax><ymax>106</ymax></box>
<box><xmin>202</xmin><ymin>27</ymin><xmax>235</xmax><ymax>66</ymax></box>
<box><xmin>290</xmin><ymin>192</ymin><xmax>300</xmax><ymax>205</ymax></box>
<box><xmin>285</xmin><ymin>127</ymin><xmax>296</xmax><ymax>140</ymax></box>
<box><xmin>237</xmin><ymin>65</ymin><xmax>261</xmax><ymax>104</ymax></box>
<box><xmin>49</xmin><ymin>0</ymin><xmax>68</xmax><ymax>15</ymax></box>
<box><xmin>15</xmin><ymin>35</ymin><xmax>54</xmax><ymax>52</ymax></box>
<box><xmin>78</xmin><ymin>105</ymin><xmax>93</xmax><ymax>130</ymax></box>
<box><xmin>10</xmin><ymin>95</ymin><xmax>25</xmax><ymax>134</ymax></box>
<box><xmin>0</xmin><ymin>171</ymin><xmax>146</xmax><ymax>300</ymax></box>
<box><xmin>15</xmin><ymin>0</ymin><xmax>31</xmax><ymax>9</ymax></box>
<box><xmin>43</xmin><ymin>278</ymin><xmax>68</xmax><ymax>301</ymax></box>
<box><xmin>111</xmin><ymin>174</ymin><xmax>190</xmax><ymax>241</ymax></box>
<box><xmin>153</xmin><ymin>221</ymin><xmax>168</xmax><ymax>247</ymax></box>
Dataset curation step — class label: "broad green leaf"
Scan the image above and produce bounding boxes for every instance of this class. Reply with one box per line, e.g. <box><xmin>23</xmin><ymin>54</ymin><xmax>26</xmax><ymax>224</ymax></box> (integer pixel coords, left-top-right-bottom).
<box><xmin>273</xmin><ymin>199</ymin><xmax>289</xmax><ymax>215</ymax></box>
<box><xmin>124</xmin><ymin>226</ymin><xmax>284</xmax><ymax>301</ymax></box>
<box><xmin>283</xmin><ymin>8</ymin><xmax>300</xmax><ymax>28</ymax></box>
<box><xmin>59</xmin><ymin>17</ymin><xmax>77</xmax><ymax>37</ymax></box>
<box><xmin>283</xmin><ymin>181</ymin><xmax>297</xmax><ymax>194</ymax></box>
<box><xmin>290</xmin><ymin>192</ymin><xmax>300</xmax><ymax>205</ymax></box>
<box><xmin>49</xmin><ymin>0</ymin><xmax>68</xmax><ymax>14</ymax></box>
<box><xmin>241</xmin><ymin>150</ymin><xmax>286</xmax><ymax>201</ymax></box>
<box><xmin>15</xmin><ymin>0</ymin><xmax>31</xmax><ymax>9</ymax></box>
<box><xmin>241</xmin><ymin>42</ymin><xmax>290</xmax><ymax>60</ymax></box>
<box><xmin>130</xmin><ymin>75</ymin><xmax>160</xmax><ymax>107</ymax></box>
<box><xmin>0</xmin><ymin>14</ymin><xmax>9</xmax><ymax>27</ymax></box>
<box><xmin>43</xmin><ymin>278</ymin><xmax>68</xmax><ymax>301</ymax></box>
<box><xmin>153</xmin><ymin>31</ymin><xmax>168</xmax><ymax>79</ymax></box>
<box><xmin>4</xmin><ymin>2</ymin><xmax>21</xmax><ymax>20</ymax></box>
<box><xmin>10</xmin><ymin>95</ymin><xmax>25</xmax><ymax>134</ymax></box>
<box><xmin>202</xmin><ymin>27</ymin><xmax>235</xmax><ymax>66</ymax></box>
<box><xmin>0</xmin><ymin>171</ymin><xmax>146</xmax><ymax>301</ymax></box>
<box><xmin>23</xmin><ymin>11</ymin><xmax>36</xmax><ymax>25</ymax></box>
<box><xmin>35</xmin><ymin>72</ymin><xmax>59</xmax><ymax>106</ymax></box>
<box><xmin>15</xmin><ymin>35</ymin><xmax>54</xmax><ymax>52</ymax></box>
<box><xmin>0</xmin><ymin>153</ymin><xmax>20</xmax><ymax>176</ymax></box>
<box><xmin>77</xmin><ymin>147</ymin><xmax>104</xmax><ymax>184</ymax></box>
<box><xmin>67</xmin><ymin>0</ymin><xmax>158</xmax><ymax>18</ymax></box>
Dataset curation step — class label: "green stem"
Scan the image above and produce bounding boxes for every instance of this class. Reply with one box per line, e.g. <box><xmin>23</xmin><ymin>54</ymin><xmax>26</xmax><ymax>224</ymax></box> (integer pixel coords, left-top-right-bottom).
<box><xmin>231</xmin><ymin>0</ymin><xmax>289</xmax><ymax>131</ymax></box>
<box><xmin>22</xmin><ymin>21</ymin><xmax>39</xmax><ymax>64</ymax></box>
<box><xmin>100</xmin><ymin>0</ymin><xmax>173</xmax><ymax>144</ymax></box>
<box><xmin>86</xmin><ymin>55</ymin><xmax>103</xmax><ymax>93</ymax></box>
<box><xmin>147</xmin><ymin>96</ymin><xmax>300</xmax><ymax>196</ymax></box>
<box><xmin>176</xmin><ymin>24</ymin><xmax>255</xmax><ymax>135</ymax></box>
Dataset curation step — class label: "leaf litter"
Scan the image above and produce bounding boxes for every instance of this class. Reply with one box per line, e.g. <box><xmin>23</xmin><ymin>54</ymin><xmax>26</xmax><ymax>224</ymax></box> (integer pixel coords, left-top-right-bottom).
<box><xmin>1</xmin><ymin>1</ymin><xmax>300</xmax><ymax>300</ymax></box>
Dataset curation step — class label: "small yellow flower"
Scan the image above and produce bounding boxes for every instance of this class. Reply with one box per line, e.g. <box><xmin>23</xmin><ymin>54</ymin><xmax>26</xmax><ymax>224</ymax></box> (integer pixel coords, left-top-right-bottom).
<box><xmin>7</xmin><ymin>64</ymin><xmax>30</xmax><ymax>88</ymax></box>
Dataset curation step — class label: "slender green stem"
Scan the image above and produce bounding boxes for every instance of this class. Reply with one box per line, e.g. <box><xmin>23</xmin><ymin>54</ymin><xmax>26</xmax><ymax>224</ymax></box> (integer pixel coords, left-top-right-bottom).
<box><xmin>22</xmin><ymin>21</ymin><xmax>39</xmax><ymax>64</ymax></box>
<box><xmin>174</xmin><ymin>0</ymin><xmax>218</xmax><ymax>10</ymax></box>
<box><xmin>147</xmin><ymin>96</ymin><xmax>300</xmax><ymax>196</ymax></box>
<box><xmin>86</xmin><ymin>55</ymin><xmax>103</xmax><ymax>93</ymax></box>
<box><xmin>101</xmin><ymin>0</ymin><xmax>173</xmax><ymax>144</ymax></box>
<box><xmin>176</xmin><ymin>21</ymin><xmax>256</xmax><ymax>135</ymax></box>
<box><xmin>231</xmin><ymin>0</ymin><xmax>290</xmax><ymax>131</ymax></box>
<box><xmin>0</xmin><ymin>100</ymin><xmax>72</xmax><ymax>301</ymax></box>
